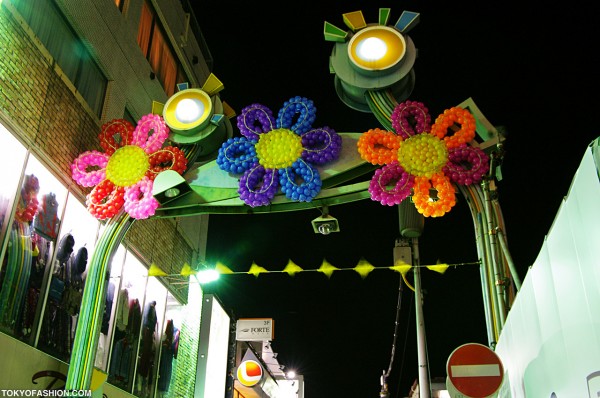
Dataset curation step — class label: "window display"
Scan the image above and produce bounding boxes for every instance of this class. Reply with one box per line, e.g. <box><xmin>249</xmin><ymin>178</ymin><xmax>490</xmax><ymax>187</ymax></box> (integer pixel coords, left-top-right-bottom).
<box><xmin>0</xmin><ymin>154</ymin><xmax>68</xmax><ymax>346</ymax></box>
<box><xmin>37</xmin><ymin>190</ymin><xmax>99</xmax><ymax>361</ymax></box>
<box><xmin>0</xmin><ymin>127</ymin><xmax>190</xmax><ymax>398</ymax></box>
<box><xmin>157</xmin><ymin>294</ymin><xmax>182</xmax><ymax>397</ymax></box>
<box><xmin>0</xmin><ymin>126</ymin><xmax>27</xmax><ymax>247</ymax></box>
<box><xmin>96</xmin><ymin>244</ymin><xmax>126</xmax><ymax>371</ymax></box>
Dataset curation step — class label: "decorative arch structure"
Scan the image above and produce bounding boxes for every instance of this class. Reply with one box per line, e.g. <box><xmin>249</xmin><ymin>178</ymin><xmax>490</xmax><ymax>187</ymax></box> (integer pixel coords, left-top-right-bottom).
<box><xmin>66</xmin><ymin>9</ymin><xmax>518</xmax><ymax>390</ymax></box>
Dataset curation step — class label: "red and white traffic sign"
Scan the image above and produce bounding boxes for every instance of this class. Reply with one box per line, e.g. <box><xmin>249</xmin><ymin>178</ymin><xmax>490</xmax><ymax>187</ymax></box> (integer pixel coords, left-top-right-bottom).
<box><xmin>446</xmin><ymin>343</ymin><xmax>504</xmax><ymax>398</ymax></box>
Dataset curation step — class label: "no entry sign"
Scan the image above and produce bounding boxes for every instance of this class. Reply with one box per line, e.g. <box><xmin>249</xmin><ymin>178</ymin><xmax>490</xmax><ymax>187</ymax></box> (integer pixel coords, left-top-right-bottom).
<box><xmin>446</xmin><ymin>343</ymin><xmax>504</xmax><ymax>398</ymax></box>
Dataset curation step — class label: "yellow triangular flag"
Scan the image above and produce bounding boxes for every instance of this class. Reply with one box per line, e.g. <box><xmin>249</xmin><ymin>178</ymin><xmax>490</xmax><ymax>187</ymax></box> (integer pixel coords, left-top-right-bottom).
<box><xmin>354</xmin><ymin>258</ymin><xmax>374</xmax><ymax>279</ymax></box>
<box><xmin>151</xmin><ymin>100</ymin><xmax>164</xmax><ymax>115</ymax></box>
<box><xmin>222</xmin><ymin>101</ymin><xmax>236</xmax><ymax>119</ymax></box>
<box><xmin>283</xmin><ymin>260</ymin><xmax>303</xmax><ymax>276</ymax></box>
<box><xmin>318</xmin><ymin>259</ymin><xmax>339</xmax><ymax>278</ymax></box>
<box><xmin>180</xmin><ymin>262</ymin><xmax>197</xmax><ymax>276</ymax></box>
<box><xmin>201</xmin><ymin>73</ymin><xmax>224</xmax><ymax>96</ymax></box>
<box><xmin>215</xmin><ymin>262</ymin><xmax>234</xmax><ymax>274</ymax></box>
<box><xmin>248</xmin><ymin>262</ymin><xmax>268</xmax><ymax>277</ymax></box>
<box><xmin>148</xmin><ymin>263</ymin><xmax>168</xmax><ymax>277</ymax></box>
<box><xmin>390</xmin><ymin>259</ymin><xmax>412</xmax><ymax>275</ymax></box>
<box><xmin>426</xmin><ymin>263</ymin><xmax>449</xmax><ymax>274</ymax></box>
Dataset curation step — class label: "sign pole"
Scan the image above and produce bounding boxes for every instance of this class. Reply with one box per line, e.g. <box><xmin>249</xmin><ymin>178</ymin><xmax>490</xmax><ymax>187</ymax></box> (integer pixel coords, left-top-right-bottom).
<box><xmin>412</xmin><ymin>237</ymin><xmax>431</xmax><ymax>398</ymax></box>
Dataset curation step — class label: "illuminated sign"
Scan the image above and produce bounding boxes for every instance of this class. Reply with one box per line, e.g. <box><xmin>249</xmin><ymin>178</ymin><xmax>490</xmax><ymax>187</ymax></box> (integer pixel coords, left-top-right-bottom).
<box><xmin>237</xmin><ymin>360</ymin><xmax>263</xmax><ymax>387</ymax></box>
<box><xmin>236</xmin><ymin>318</ymin><xmax>274</xmax><ymax>341</ymax></box>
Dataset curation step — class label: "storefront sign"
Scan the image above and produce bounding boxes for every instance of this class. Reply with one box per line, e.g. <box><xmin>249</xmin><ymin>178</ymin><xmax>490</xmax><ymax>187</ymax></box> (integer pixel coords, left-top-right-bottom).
<box><xmin>236</xmin><ymin>360</ymin><xmax>263</xmax><ymax>387</ymax></box>
<box><xmin>236</xmin><ymin>318</ymin><xmax>274</xmax><ymax>341</ymax></box>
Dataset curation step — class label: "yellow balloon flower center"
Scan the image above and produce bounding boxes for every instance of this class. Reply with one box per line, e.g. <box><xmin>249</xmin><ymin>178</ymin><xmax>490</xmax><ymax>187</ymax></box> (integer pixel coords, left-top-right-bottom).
<box><xmin>397</xmin><ymin>134</ymin><xmax>448</xmax><ymax>178</ymax></box>
<box><xmin>106</xmin><ymin>145</ymin><xmax>149</xmax><ymax>187</ymax></box>
<box><xmin>255</xmin><ymin>129</ymin><xmax>303</xmax><ymax>169</ymax></box>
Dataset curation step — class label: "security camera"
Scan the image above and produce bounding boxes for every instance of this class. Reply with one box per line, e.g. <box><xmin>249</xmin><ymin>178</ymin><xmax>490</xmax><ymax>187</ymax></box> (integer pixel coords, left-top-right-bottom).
<box><xmin>311</xmin><ymin>215</ymin><xmax>340</xmax><ymax>235</ymax></box>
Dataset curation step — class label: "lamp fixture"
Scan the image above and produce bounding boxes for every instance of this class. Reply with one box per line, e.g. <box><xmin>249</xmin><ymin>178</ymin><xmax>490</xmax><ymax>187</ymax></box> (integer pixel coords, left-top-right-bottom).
<box><xmin>311</xmin><ymin>206</ymin><xmax>340</xmax><ymax>235</ymax></box>
<box><xmin>152</xmin><ymin>170</ymin><xmax>192</xmax><ymax>205</ymax></box>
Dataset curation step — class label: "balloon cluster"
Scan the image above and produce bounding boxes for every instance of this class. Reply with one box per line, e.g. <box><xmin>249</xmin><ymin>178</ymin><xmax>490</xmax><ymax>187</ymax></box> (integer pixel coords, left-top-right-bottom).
<box><xmin>255</xmin><ymin>129</ymin><xmax>303</xmax><ymax>169</ymax></box>
<box><xmin>358</xmin><ymin>100</ymin><xmax>487</xmax><ymax>217</ymax></box>
<box><xmin>87</xmin><ymin>180</ymin><xmax>125</xmax><ymax>219</ymax></box>
<box><xmin>71</xmin><ymin>151</ymin><xmax>109</xmax><ymax>187</ymax></box>
<box><xmin>15</xmin><ymin>174</ymin><xmax>40</xmax><ymax>223</ymax></box>
<box><xmin>443</xmin><ymin>146</ymin><xmax>490</xmax><ymax>185</ymax></box>
<box><xmin>279</xmin><ymin>160</ymin><xmax>322</xmax><ymax>202</ymax></box>
<box><xmin>396</xmin><ymin>133</ymin><xmax>448</xmax><ymax>178</ymax></box>
<box><xmin>105</xmin><ymin>145</ymin><xmax>149</xmax><ymax>187</ymax></box>
<box><xmin>276</xmin><ymin>96</ymin><xmax>316</xmax><ymax>135</ymax></box>
<box><xmin>123</xmin><ymin>176</ymin><xmax>158</xmax><ymax>219</ymax></box>
<box><xmin>368</xmin><ymin>162</ymin><xmax>414</xmax><ymax>206</ymax></box>
<box><xmin>217</xmin><ymin>96</ymin><xmax>342</xmax><ymax>207</ymax></box>
<box><xmin>133</xmin><ymin>114</ymin><xmax>169</xmax><ymax>154</ymax></box>
<box><xmin>147</xmin><ymin>146</ymin><xmax>188</xmax><ymax>180</ymax></box>
<box><xmin>216</xmin><ymin>137</ymin><xmax>257</xmax><ymax>174</ymax></box>
<box><xmin>357</xmin><ymin>128</ymin><xmax>400</xmax><ymax>165</ymax></box>
<box><xmin>237</xmin><ymin>104</ymin><xmax>275</xmax><ymax>138</ymax></box>
<box><xmin>430</xmin><ymin>107</ymin><xmax>476</xmax><ymax>148</ymax></box>
<box><xmin>412</xmin><ymin>174</ymin><xmax>456</xmax><ymax>217</ymax></box>
<box><xmin>391</xmin><ymin>100</ymin><xmax>432</xmax><ymax>139</ymax></box>
<box><xmin>301</xmin><ymin>127</ymin><xmax>343</xmax><ymax>164</ymax></box>
<box><xmin>99</xmin><ymin>119</ymin><xmax>134</xmax><ymax>155</ymax></box>
<box><xmin>72</xmin><ymin>114</ymin><xmax>188</xmax><ymax>220</ymax></box>
<box><xmin>239</xmin><ymin>166</ymin><xmax>278</xmax><ymax>207</ymax></box>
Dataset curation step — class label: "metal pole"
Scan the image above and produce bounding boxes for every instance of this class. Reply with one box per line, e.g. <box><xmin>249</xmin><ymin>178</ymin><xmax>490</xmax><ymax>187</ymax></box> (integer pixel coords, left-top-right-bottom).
<box><xmin>412</xmin><ymin>237</ymin><xmax>430</xmax><ymax>398</ymax></box>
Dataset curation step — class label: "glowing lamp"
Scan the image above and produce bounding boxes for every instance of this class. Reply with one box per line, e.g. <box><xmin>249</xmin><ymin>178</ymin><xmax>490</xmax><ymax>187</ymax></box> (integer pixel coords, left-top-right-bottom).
<box><xmin>163</xmin><ymin>88</ymin><xmax>212</xmax><ymax>137</ymax></box>
<box><xmin>174</xmin><ymin>98</ymin><xmax>205</xmax><ymax>124</ymax></box>
<box><xmin>348</xmin><ymin>26</ymin><xmax>406</xmax><ymax>72</ymax></box>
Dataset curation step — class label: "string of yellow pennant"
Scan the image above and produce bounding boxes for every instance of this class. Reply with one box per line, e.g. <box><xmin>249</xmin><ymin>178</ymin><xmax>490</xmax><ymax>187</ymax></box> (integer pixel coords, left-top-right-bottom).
<box><xmin>148</xmin><ymin>258</ymin><xmax>481</xmax><ymax>283</ymax></box>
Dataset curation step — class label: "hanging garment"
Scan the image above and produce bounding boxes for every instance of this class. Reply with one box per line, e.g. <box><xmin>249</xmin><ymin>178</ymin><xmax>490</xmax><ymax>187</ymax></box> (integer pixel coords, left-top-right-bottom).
<box><xmin>109</xmin><ymin>337</ymin><xmax>133</xmax><ymax>382</ymax></box>
<box><xmin>115</xmin><ymin>288</ymin><xmax>129</xmax><ymax>332</ymax></box>
<box><xmin>101</xmin><ymin>282</ymin><xmax>116</xmax><ymax>334</ymax></box>
<box><xmin>158</xmin><ymin>321</ymin><xmax>178</xmax><ymax>392</ymax></box>
<box><xmin>142</xmin><ymin>301</ymin><xmax>157</xmax><ymax>334</ymax></box>
<box><xmin>128</xmin><ymin>298</ymin><xmax>142</xmax><ymax>338</ymax></box>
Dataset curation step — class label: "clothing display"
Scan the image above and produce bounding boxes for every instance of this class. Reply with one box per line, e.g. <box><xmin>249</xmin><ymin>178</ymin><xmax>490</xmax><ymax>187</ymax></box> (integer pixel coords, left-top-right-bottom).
<box><xmin>158</xmin><ymin>320</ymin><xmax>179</xmax><ymax>392</ymax></box>
<box><xmin>38</xmin><ymin>233</ymin><xmax>87</xmax><ymax>361</ymax></box>
<box><xmin>109</xmin><ymin>336</ymin><xmax>134</xmax><ymax>388</ymax></box>
<box><xmin>115</xmin><ymin>288</ymin><xmax>130</xmax><ymax>333</ymax></box>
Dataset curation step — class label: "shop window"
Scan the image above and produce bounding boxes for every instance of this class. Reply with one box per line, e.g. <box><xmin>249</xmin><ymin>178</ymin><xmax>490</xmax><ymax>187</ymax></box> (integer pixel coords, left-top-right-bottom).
<box><xmin>157</xmin><ymin>293</ymin><xmax>182</xmax><ymax>395</ymax></box>
<box><xmin>108</xmin><ymin>251</ymin><xmax>146</xmax><ymax>392</ymax></box>
<box><xmin>0</xmin><ymin>154</ymin><xmax>68</xmax><ymax>347</ymax></box>
<box><xmin>37</xmin><ymin>182</ymin><xmax>99</xmax><ymax>361</ymax></box>
<box><xmin>0</xmin><ymin>126</ymin><xmax>28</xmax><ymax>255</ymax></box>
<box><xmin>96</xmin><ymin>244</ymin><xmax>127</xmax><ymax>372</ymax></box>
<box><xmin>137</xmin><ymin>0</ymin><xmax>188</xmax><ymax>97</ymax></box>
<box><xmin>13</xmin><ymin>0</ymin><xmax>108</xmax><ymax>117</ymax></box>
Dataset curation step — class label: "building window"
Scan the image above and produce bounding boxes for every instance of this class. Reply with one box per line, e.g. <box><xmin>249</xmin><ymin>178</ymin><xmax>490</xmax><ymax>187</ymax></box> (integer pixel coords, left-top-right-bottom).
<box><xmin>137</xmin><ymin>0</ymin><xmax>187</xmax><ymax>97</ymax></box>
<box><xmin>13</xmin><ymin>0</ymin><xmax>108</xmax><ymax>117</ymax></box>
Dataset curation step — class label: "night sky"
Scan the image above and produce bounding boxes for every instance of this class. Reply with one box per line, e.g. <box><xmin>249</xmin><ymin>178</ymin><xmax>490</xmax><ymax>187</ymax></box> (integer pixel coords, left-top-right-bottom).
<box><xmin>194</xmin><ymin>2</ymin><xmax>599</xmax><ymax>396</ymax></box>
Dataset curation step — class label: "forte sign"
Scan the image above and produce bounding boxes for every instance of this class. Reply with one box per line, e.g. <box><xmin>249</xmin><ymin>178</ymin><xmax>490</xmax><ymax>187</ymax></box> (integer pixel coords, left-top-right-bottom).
<box><xmin>236</xmin><ymin>318</ymin><xmax>274</xmax><ymax>341</ymax></box>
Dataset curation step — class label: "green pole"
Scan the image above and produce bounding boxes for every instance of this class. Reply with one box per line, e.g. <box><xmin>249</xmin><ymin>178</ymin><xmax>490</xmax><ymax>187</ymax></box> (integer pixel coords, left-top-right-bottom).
<box><xmin>65</xmin><ymin>211</ymin><xmax>135</xmax><ymax>390</ymax></box>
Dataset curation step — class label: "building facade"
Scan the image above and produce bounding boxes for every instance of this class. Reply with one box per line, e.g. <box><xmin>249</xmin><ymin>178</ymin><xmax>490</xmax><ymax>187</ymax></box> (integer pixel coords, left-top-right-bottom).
<box><xmin>0</xmin><ymin>0</ymin><xmax>214</xmax><ymax>396</ymax></box>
